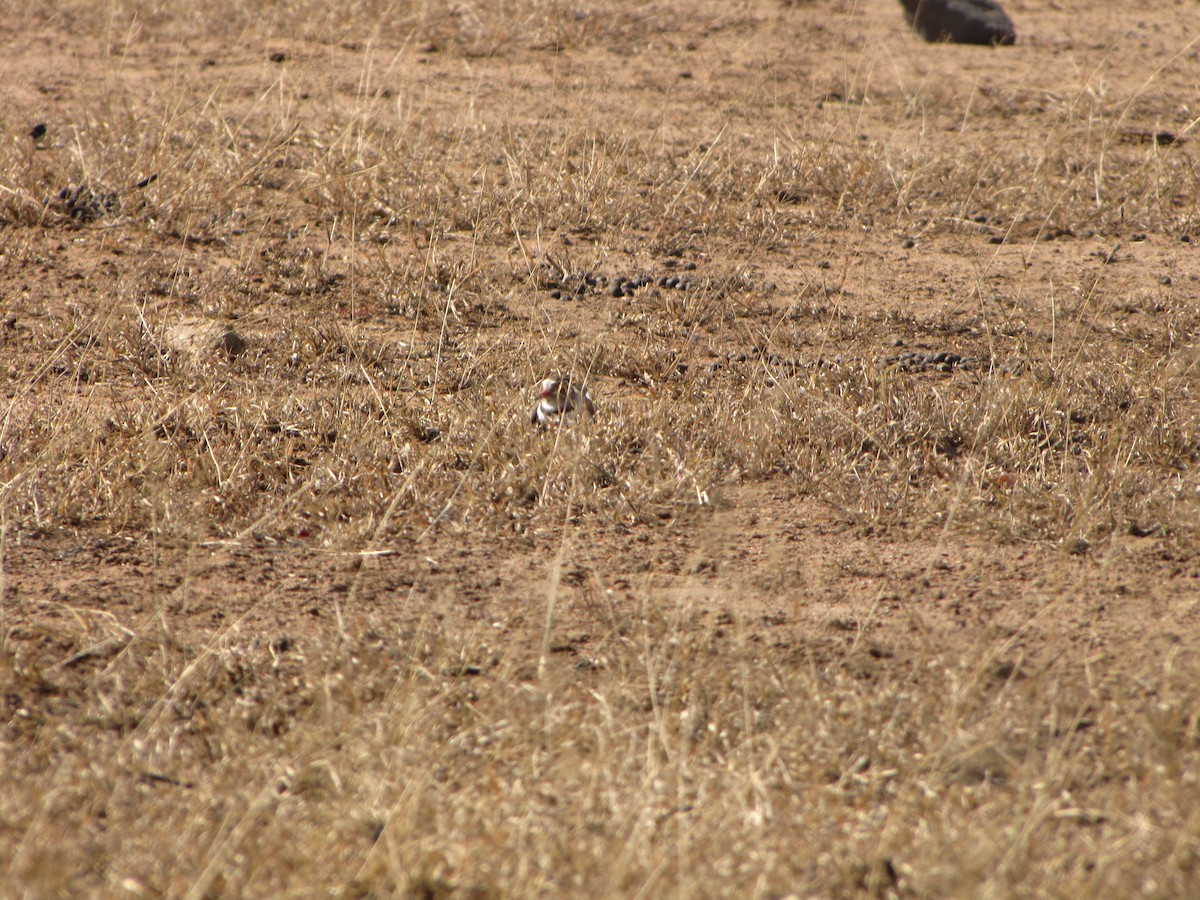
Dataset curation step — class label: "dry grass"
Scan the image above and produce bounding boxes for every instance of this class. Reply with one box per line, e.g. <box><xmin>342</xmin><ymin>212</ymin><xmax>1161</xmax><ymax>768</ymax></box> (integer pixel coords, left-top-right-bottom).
<box><xmin>6</xmin><ymin>593</ymin><xmax>1200</xmax><ymax>897</ymax></box>
<box><xmin>3</xmin><ymin>0</ymin><xmax>1200</xmax><ymax>896</ymax></box>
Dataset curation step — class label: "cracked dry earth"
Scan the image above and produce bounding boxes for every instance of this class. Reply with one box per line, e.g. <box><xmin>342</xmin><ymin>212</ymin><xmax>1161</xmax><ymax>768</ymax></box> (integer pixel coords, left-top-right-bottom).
<box><xmin>2</xmin><ymin>0</ymin><xmax>1200</xmax><ymax>895</ymax></box>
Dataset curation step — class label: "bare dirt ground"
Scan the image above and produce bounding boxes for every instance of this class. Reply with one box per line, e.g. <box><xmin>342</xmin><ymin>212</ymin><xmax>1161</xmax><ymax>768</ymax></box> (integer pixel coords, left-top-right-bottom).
<box><xmin>3</xmin><ymin>0</ymin><xmax>1200</xmax><ymax>896</ymax></box>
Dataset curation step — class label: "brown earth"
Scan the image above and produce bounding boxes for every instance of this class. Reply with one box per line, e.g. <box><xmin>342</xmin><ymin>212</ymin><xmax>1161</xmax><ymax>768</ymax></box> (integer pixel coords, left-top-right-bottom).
<box><xmin>2</xmin><ymin>0</ymin><xmax>1200</xmax><ymax>896</ymax></box>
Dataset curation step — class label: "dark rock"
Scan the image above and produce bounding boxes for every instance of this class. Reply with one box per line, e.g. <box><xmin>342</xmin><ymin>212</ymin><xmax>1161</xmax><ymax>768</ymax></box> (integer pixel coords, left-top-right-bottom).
<box><xmin>899</xmin><ymin>0</ymin><xmax>1016</xmax><ymax>46</ymax></box>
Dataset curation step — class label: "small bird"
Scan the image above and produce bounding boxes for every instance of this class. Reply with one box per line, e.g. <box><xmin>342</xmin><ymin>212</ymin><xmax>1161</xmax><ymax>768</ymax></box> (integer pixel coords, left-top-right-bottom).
<box><xmin>532</xmin><ymin>376</ymin><xmax>595</xmax><ymax>426</ymax></box>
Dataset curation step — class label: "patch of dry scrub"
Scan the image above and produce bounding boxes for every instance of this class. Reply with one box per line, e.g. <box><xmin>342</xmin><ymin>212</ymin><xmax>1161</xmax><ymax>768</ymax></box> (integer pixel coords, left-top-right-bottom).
<box><xmin>5</xmin><ymin>596</ymin><xmax>1200</xmax><ymax>896</ymax></box>
<box><xmin>3</xmin><ymin>0</ymin><xmax>1200</xmax><ymax>896</ymax></box>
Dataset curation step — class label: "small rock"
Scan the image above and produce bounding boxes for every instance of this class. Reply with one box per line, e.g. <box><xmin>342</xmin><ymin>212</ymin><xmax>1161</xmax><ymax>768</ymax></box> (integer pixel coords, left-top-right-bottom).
<box><xmin>165</xmin><ymin>319</ymin><xmax>247</xmax><ymax>360</ymax></box>
<box><xmin>899</xmin><ymin>0</ymin><xmax>1016</xmax><ymax>45</ymax></box>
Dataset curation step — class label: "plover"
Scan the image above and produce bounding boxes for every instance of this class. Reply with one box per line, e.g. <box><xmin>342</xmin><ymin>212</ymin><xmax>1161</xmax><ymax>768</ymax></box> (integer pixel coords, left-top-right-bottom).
<box><xmin>532</xmin><ymin>376</ymin><xmax>595</xmax><ymax>426</ymax></box>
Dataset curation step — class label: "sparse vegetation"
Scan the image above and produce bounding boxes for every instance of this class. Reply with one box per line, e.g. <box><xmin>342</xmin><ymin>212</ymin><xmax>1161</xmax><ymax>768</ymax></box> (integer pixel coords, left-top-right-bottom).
<box><xmin>3</xmin><ymin>0</ymin><xmax>1200</xmax><ymax>896</ymax></box>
